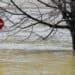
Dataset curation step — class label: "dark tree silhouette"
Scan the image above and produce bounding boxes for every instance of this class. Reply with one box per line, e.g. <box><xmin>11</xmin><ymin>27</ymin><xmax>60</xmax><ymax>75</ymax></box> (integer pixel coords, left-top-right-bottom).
<box><xmin>0</xmin><ymin>0</ymin><xmax>75</xmax><ymax>50</ymax></box>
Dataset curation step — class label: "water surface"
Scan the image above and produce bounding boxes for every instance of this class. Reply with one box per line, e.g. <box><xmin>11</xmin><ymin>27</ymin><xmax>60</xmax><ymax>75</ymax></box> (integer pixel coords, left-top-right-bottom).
<box><xmin>0</xmin><ymin>50</ymin><xmax>75</xmax><ymax>75</ymax></box>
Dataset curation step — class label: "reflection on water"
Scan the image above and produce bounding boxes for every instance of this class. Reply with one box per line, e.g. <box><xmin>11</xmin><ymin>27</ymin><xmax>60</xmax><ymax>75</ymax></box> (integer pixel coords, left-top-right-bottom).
<box><xmin>0</xmin><ymin>50</ymin><xmax>75</xmax><ymax>75</ymax></box>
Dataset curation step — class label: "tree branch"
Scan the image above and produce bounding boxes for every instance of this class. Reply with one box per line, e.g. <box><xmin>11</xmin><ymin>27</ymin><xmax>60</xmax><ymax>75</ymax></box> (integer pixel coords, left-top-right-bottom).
<box><xmin>0</xmin><ymin>7</ymin><xmax>24</xmax><ymax>15</ymax></box>
<box><xmin>10</xmin><ymin>0</ymin><xmax>70</xmax><ymax>29</ymax></box>
<box><xmin>37</xmin><ymin>0</ymin><xmax>58</xmax><ymax>9</ymax></box>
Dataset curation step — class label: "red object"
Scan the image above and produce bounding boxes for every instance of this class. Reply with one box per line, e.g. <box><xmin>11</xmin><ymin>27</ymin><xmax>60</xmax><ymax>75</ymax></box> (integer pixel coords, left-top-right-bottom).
<box><xmin>0</xmin><ymin>18</ymin><xmax>4</xmax><ymax>30</ymax></box>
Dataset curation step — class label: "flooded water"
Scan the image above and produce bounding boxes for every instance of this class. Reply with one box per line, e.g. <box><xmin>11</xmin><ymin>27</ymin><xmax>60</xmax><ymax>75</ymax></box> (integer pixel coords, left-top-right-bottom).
<box><xmin>0</xmin><ymin>0</ymin><xmax>74</xmax><ymax>74</ymax></box>
<box><xmin>0</xmin><ymin>50</ymin><xmax>75</xmax><ymax>75</ymax></box>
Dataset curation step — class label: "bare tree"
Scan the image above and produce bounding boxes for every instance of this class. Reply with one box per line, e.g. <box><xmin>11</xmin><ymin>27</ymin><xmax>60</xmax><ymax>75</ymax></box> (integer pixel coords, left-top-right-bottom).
<box><xmin>0</xmin><ymin>0</ymin><xmax>75</xmax><ymax>50</ymax></box>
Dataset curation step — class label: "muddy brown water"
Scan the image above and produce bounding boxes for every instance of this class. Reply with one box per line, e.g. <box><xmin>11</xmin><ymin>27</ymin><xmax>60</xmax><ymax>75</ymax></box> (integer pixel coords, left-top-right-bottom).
<box><xmin>0</xmin><ymin>50</ymin><xmax>75</xmax><ymax>75</ymax></box>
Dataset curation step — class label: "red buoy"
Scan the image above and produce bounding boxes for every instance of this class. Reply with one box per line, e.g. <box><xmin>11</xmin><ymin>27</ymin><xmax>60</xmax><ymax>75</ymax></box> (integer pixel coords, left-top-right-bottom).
<box><xmin>0</xmin><ymin>18</ymin><xmax>4</xmax><ymax>30</ymax></box>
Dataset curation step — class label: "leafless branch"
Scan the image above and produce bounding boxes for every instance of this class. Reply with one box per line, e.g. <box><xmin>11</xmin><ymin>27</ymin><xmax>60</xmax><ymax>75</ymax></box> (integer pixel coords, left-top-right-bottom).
<box><xmin>10</xmin><ymin>0</ymin><xmax>70</xmax><ymax>29</ymax></box>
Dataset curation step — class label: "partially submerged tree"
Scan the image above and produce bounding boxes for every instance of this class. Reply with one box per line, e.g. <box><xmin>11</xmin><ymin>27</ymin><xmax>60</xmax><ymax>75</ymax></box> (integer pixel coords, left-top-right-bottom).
<box><xmin>0</xmin><ymin>0</ymin><xmax>75</xmax><ymax>50</ymax></box>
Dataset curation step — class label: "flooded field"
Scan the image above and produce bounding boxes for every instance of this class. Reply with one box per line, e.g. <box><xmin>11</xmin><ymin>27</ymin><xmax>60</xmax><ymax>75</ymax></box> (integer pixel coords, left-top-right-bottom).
<box><xmin>0</xmin><ymin>50</ymin><xmax>75</xmax><ymax>75</ymax></box>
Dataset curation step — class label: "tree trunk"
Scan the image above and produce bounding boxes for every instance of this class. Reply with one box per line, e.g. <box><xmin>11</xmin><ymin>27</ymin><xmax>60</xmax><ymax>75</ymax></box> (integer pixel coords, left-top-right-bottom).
<box><xmin>70</xmin><ymin>29</ymin><xmax>75</xmax><ymax>50</ymax></box>
<box><xmin>70</xmin><ymin>0</ymin><xmax>75</xmax><ymax>50</ymax></box>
